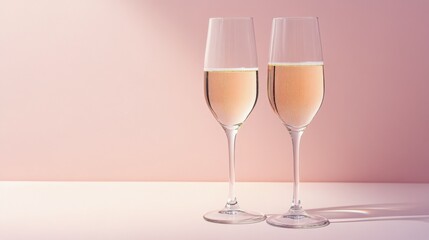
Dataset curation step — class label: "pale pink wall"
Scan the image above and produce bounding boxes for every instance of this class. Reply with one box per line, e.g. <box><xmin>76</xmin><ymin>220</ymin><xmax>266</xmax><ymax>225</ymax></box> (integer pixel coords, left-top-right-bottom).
<box><xmin>1</xmin><ymin>0</ymin><xmax>428</xmax><ymax>182</ymax></box>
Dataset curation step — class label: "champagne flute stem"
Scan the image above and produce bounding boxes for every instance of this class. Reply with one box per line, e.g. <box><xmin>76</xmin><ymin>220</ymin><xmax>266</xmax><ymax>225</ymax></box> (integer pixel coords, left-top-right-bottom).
<box><xmin>224</xmin><ymin>126</ymin><xmax>239</xmax><ymax>207</ymax></box>
<box><xmin>288</xmin><ymin>127</ymin><xmax>305</xmax><ymax>210</ymax></box>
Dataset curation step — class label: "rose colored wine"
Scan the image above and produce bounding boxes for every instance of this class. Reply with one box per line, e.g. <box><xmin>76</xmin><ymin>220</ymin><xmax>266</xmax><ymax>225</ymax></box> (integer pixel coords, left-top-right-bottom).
<box><xmin>205</xmin><ymin>69</ymin><xmax>258</xmax><ymax>127</ymax></box>
<box><xmin>268</xmin><ymin>62</ymin><xmax>324</xmax><ymax>129</ymax></box>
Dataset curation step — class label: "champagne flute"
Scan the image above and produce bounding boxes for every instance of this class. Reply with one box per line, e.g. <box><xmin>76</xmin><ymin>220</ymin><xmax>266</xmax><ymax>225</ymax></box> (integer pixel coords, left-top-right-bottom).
<box><xmin>266</xmin><ymin>17</ymin><xmax>329</xmax><ymax>228</ymax></box>
<box><xmin>203</xmin><ymin>17</ymin><xmax>266</xmax><ymax>224</ymax></box>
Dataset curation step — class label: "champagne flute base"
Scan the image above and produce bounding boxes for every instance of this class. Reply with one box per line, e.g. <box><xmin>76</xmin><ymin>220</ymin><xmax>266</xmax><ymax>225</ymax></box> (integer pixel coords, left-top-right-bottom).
<box><xmin>204</xmin><ymin>208</ymin><xmax>266</xmax><ymax>224</ymax></box>
<box><xmin>267</xmin><ymin>208</ymin><xmax>329</xmax><ymax>228</ymax></box>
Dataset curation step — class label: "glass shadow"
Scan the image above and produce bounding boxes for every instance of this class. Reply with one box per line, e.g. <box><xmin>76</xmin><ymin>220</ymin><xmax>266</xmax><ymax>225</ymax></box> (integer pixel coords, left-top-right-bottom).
<box><xmin>306</xmin><ymin>203</ymin><xmax>429</xmax><ymax>223</ymax></box>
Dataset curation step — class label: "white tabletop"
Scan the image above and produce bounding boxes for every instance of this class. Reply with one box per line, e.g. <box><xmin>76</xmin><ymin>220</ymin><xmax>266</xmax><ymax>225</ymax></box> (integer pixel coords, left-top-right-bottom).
<box><xmin>1</xmin><ymin>182</ymin><xmax>428</xmax><ymax>240</ymax></box>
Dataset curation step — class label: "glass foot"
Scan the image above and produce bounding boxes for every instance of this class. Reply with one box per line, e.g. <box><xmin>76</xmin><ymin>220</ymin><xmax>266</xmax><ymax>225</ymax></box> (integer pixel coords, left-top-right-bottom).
<box><xmin>267</xmin><ymin>207</ymin><xmax>329</xmax><ymax>228</ymax></box>
<box><xmin>204</xmin><ymin>206</ymin><xmax>266</xmax><ymax>224</ymax></box>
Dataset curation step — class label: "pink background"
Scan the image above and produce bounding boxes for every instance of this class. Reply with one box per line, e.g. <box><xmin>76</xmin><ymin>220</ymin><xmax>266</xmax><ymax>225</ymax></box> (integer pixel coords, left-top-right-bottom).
<box><xmin>1</xmin><ymin>0</ymin><xmax>428</xmax><ymax>182</ymax></box>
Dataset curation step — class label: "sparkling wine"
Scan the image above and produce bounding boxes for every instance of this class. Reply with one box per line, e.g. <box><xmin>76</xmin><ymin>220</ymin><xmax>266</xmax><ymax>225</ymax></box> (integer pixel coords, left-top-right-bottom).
<box><xmin>205</xmin><ymin>69</ymin><xmax>258</xmax><ymax>127</ymax></box>
<box><xmin>268</xmin><ymin>62</ymin><xmax>324</xmax><ymax>129</ymax></box>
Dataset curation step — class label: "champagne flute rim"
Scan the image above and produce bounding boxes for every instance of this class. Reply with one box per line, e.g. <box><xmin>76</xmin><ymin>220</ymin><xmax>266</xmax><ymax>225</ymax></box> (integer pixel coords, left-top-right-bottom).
<box><xmin>209</xmin><ymin>17</ymin><xmax>254</xmax><ymax>20</ymax></box>
<box><xmin>204</xmin><ymin>67</ymin><xmax>258</xmax><ymax>72</ymax></box>
<box><xmin>273</xmin><ymin>17</ymin><xmax>319</xmax><ymax>20</ymax></box>
<box><xmin>268</xmin><ymin>61</ymin><xmax>324</xmax><ymax>66</ymax></box>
